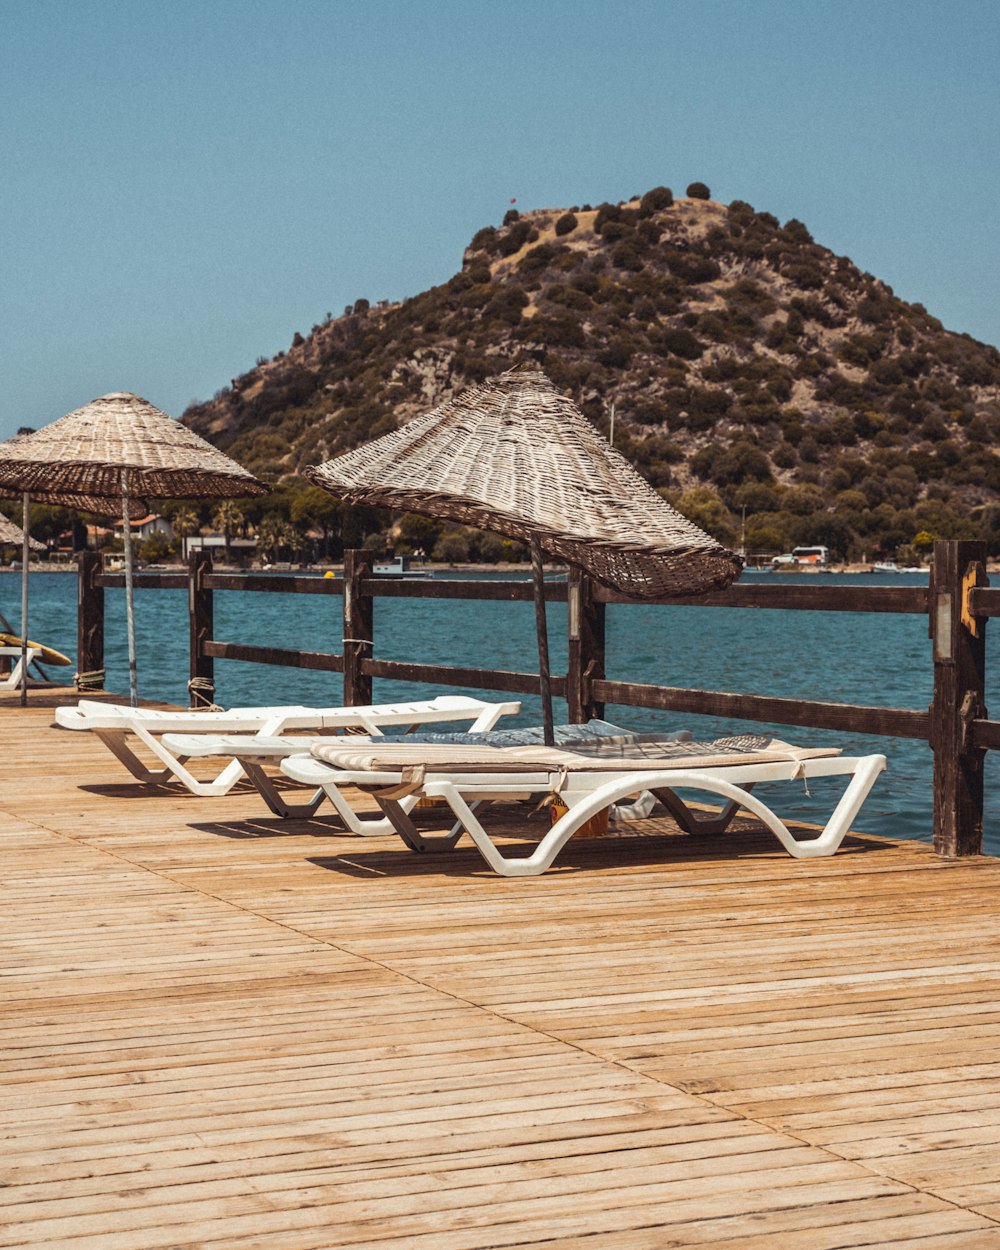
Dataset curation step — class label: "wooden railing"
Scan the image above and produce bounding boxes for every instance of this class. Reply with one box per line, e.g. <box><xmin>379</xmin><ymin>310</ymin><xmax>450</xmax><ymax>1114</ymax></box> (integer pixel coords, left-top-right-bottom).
<box><xmin>78</xmin><ymin>540</ymin><xmax>997</xmax><ymax>858</ymax></box>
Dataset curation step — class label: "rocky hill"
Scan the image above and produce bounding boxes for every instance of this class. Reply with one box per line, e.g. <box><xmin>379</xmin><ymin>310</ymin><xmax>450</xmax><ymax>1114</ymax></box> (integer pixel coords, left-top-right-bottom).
<box><xmin>183</xmin><ymin>185</ymin><xmax>1000</xmax><ymax>558</ymax></box>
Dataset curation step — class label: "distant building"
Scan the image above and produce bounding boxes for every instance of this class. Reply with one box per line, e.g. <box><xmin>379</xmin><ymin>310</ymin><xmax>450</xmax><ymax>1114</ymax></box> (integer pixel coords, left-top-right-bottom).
<box><xmin>113</xmin><ymin>514</ymin><xmax>174</xmax><ymax>541</ymax></box>
<box><xmin>183</xmin><ymin>534</ymin><xmax>258</xmax><ymax>564</ymax></box>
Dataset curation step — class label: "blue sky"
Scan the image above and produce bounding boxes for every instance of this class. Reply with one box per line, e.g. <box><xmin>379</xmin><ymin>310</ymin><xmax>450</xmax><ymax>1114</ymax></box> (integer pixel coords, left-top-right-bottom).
<box><xmin>2</xmin><ymin>0</ymin><xmax>998</xmax><ymax>441</ymax></box>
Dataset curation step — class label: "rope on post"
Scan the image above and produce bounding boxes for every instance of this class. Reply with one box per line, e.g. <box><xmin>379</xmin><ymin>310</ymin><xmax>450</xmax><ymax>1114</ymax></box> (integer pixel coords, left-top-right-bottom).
<box><xmin>187</xmin><ymin>675</ymin><xmax>223</xmax><ymax>711</ymax></box>
<box><xmin>74</xmin><ymin>669</ymin><xmax>106</xmax><ymax>692</ymax></box>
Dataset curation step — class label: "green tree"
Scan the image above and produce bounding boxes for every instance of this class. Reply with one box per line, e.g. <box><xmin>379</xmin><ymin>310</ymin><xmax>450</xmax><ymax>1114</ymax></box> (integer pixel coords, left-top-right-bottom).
<box><xmin>171</xmin><ymin>507</ymin><xmax>200</xmax><ymax>559</ymax></box>
<box><xmin>280</xmin><ymin>520</ymin><xmax>306</xmax><ymax>562</ymax></box>
<box><xmin>212</xmin><ymin>501</ymin><xmax>245</xmax><ymax>564</ymax></box>
<box><xmin>669</xmin><ymin>487</ymin><xmax>736</xmax><ymax>545</ymax></box>
<box><xmin>362</xmin><ymin>532</ymin><xmax>388</xmax><ymax>558</ymax></box>
<box><xmin>433</xmin><ymin>530</ymin><xmax>472</xmax><ymax>563</ymax></box>
<box><xmin>291</xmin><ymin>486</ymin><xmax>342</xmax><ymax>560</ymax></box>
<box><xmin>256</xmin><ymin>516</ymin><xmax>283</xmax><ymax>564</ymax></box>
<box><xmin>138</xmin><ymin>530</ymin><xmax>172</xmax><ymax>564</ymax></box>
<box><xmin>913</xmin><ymin>530</ymin><xmax>935</xmax><ymax>552</ymax></box>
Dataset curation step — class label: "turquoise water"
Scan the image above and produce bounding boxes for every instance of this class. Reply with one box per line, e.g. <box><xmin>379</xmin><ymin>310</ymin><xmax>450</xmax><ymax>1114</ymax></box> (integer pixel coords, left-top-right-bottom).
<box><xmin>7</xmin><ymin>569</ymin><xmax>999</xmax><ymax>854</ymax></box>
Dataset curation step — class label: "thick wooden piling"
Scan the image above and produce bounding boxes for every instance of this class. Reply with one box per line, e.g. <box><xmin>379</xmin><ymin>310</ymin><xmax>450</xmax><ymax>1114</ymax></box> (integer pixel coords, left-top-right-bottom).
<box><xmin>567</xmin><ymin>567</ymin><xmax>606</xmax><ymax>723</ymax></box>
<box><xmin>188</xmin><ymin>549</ymin><xmax>215</xmax><ymax>707</ymax></box>
<box><xmin>75</xmin><ymin>550</ymin><xmax>105</xmax><ymax>691</ymax></box>
<box><xmin>931</xmin><ymin>539</ymin><xmax>988</xmax><ymax>856</ymax></box>
<box><xmin>343</xmin><ymin>548</ymin><xmax>374</xmax><ymax>706</ymax></box>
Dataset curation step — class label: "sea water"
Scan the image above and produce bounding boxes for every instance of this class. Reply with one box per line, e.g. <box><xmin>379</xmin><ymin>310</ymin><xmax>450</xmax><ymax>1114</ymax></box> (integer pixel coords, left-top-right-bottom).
<box><xmin>7</xmin><ymin>569</ymin><xmax>999</xmax><ymax>855</ymax></box>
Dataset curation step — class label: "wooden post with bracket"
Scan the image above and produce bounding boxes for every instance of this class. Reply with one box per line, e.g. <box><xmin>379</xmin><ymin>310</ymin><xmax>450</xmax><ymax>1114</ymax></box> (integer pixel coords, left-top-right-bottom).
<box><xmin>930</xmin><ymin>539</ymin><xmax>988</xmax><ymax>856</ymax></box>
<box><xmin>567</xmin><ymin>567</ymin><xmax>606</xmax><ymax>723</ymax></box>
<box><xmin>343</xmin><ymin>549</ymin><xmax>374</xmax><ymax>707</ymax></box>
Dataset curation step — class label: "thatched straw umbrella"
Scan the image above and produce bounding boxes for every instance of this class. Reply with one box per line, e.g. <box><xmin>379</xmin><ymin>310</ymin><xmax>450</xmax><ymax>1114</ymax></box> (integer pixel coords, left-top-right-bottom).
<box><xmin>0</xmin><ymin>393</ymin><xmax>267</xmax><ymax>706</ymax></box>
<box><xmin>307</xmin><ymin>367</ymin><xmax>741</xmax><ymax>743</ymax></box>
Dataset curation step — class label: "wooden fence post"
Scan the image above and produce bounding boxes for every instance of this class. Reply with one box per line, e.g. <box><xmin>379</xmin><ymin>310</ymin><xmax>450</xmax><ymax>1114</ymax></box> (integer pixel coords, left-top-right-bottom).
<box><xmin>76</xmin><ymin>551</ymin><xmax>105</xmax><ymax>692</ymax></box>
<box><xmin>567</xmin><ymin>568</ymin><xmax>606</xmax><ymax>723</ymax></box>
<box><xmin>930</xmin><ymin>539</ymin><xmax>988</xmax><ymax>856</ymax></box>
<box><xmin>343</xmin><ymin>549</ymin><xmax>374</xmax><ymax>707</ymax></box>
<box><xmin>188</xmin><ymin>550</ymin><xmax>215</xmax><ymax>707</ymax></box>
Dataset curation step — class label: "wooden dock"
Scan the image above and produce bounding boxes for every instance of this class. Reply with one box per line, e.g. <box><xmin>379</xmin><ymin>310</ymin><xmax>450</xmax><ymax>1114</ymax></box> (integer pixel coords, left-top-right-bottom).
<box><xmin>4</xmin><ymin>690</ymin><xmax>1000</xmax><ymax>1248</ymax></box>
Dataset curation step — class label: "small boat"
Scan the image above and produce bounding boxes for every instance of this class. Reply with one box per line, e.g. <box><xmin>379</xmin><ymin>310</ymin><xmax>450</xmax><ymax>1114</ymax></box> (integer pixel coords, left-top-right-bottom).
<box><xmin>872</xmin><ymin>562</ymin><xmax>928</xmax><ymax>575</ymax></box>
<box><xmin>372</xmin><ymin>555</ymin><xmax>433</xmax><ymax>577</ymax></box>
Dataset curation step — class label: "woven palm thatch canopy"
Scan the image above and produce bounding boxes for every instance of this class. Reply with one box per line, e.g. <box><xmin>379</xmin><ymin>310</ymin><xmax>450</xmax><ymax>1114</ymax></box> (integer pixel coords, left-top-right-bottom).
<box><xmin>0</xmin><ymin>513</ymin><xmax>43</xmax><ymax>550</ymax></box>
<box><xmin>0</xmin><ymin>392</ymin><xmax>267</xmax><ymax>501</ymax></box>
<box><xmin>1</xmin><ymin>481</ymin><xmax>148</xmax><ymax>519</ymax></box>
<box><xmin>307</xmin><ymin>368</ymin><xmax>740</xmax><ymax>598</ymax></box>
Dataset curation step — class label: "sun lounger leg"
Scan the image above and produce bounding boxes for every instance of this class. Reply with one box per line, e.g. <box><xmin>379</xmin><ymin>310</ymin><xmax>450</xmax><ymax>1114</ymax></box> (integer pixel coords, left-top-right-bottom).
<box><xmin>95</xmin><ymin>729</ymin><xmax>181</xmax><ymax>783</ymax></box>
<box><xmin>375</xmin><ymin>797</ymin><xmax>464</xmax><ymax>853</ymax></box>
<box><xmin>236</xmin><ymin>759</ymin><xmax>326</xmax><ymax>819</ymax></box>
<box><xmin>652</xmin><ymin>784</ymin><xmax>755</xmax><ymax>835</ymax></box>
<box><xmin>94</xmin><ymin>727</ymin><xmax>247</xmax><ymax>795</ymax></box>
<box><xmin>308</xmin><ymin>784</ymin><xmax>422</xmax><ymax>837</ymax></box>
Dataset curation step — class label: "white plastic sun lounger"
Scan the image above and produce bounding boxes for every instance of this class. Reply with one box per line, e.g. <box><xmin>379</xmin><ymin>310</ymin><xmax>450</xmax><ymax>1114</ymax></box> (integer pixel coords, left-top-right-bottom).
<box><xmin>53</xmin><ymin>695</ymin><xmax>520</xmax><ymax>797</ymax></box>
<box><xmin>280</xmin><ymin>738</ymin><xmax>887</xmax><ymax>875</ymax></box>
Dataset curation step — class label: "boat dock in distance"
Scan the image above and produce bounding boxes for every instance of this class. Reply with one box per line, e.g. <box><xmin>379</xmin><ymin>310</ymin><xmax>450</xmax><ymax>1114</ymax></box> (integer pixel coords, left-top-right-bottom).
<box><xmin>4</xmin><ymin>686</ymin><xmax>1000</xmax><ymax>1247</ymax></box>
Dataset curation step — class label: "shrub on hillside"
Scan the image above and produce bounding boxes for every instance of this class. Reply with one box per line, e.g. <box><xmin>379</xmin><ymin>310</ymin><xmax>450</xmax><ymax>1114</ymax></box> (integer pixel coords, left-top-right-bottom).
<box><xmin>780</xmin><ymin>219</ymin><xmax>814</xmax><ymax>245</ymax></box>
<box><xmin>660</xmin><ymin>327</ymin><xmax>705</xmax><ymax>360</ymax></box>
<box><xmin>639</xmin><ymin>186</ymin><xmax>674</xmax><ymax>215</ymax></box>
<box><xmin>503</xmin><ymin>208</ymin><xmax>520</xmax><ymax>226</ymax></box>
<box><xmin>599</xmin><ymin>336</ymin><xmax>636</xmax><ymax>368</ymax></box>
<box><xmin>483</xmin><ymin>287</ymin><xmax>529</xmax><ymax>324</ymax></box>
<box><xmin>599</xmin><ymin>220</ymin><xmax>634</xmax><ymax>243</ymax></box>
<box><xmin>783</xmin><ymin>262</ymin><xmax>824</xmax><ymax>290</ymax></box>
<box><xmin>469</xmin><ymin>226</ymin><xmax>499</xmax><ymax>253</ymax></box>
<box><xmin>691</xmin><ymin>440</ymin><xmax>772</xmax><ymax>487</ymax></box>
<box><xmin>465</xmin><ymin>262</ymin><xmax>491</xmax><ymax>285</ymax></box>
<box><xmin>611</xmin><ymin>243</ymin><xmax>644</xmax><ymax>272</ymax></box>
<box><xmin>519</xmin><ymin>242</ymin><xmax>559</xmax><ymax>273</ymax></box>
<box><xmin>497</xmin><ymin>221</ymin><xmax>536</xmax><ymax>257</ymax></box>
<box><xmin>727</xmin><ymin>199</ymin><xmax>755</xmax><ymax>227</ymax></box>
<box><xmin>523</xmin><ymin>313</ymin><xmax>586</xmax><ymax>349</ymax></box>
<box><xmin>664</xmin><ymin>249</ymin><xmax>721</xmax><ymax>284</ymax></box>
<box><xmin>686</xmin><ymin>182</ymin><xmax>711</xmax><ymax>200</ymax></box>
<box><xmin>554</xmin><ymin>212</ymin><xmax>578</xmax><ymax>236</ymax></box>
<box><xmin>546</xmin><ymin>284</ymin><xmax>593</xmax><ymax>311</ymax></box>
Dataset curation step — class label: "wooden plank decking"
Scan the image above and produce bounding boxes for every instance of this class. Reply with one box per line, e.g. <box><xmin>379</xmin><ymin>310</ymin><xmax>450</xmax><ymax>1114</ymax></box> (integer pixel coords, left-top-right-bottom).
<box><xmin>3</xmin><ymin>689</ymin><xmax>1000</xmax><ymax>1248</ymax></box>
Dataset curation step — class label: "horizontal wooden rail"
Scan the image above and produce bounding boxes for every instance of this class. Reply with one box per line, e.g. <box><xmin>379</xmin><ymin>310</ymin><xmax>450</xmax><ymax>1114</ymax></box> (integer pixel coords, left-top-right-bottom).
<box><xmin>970</xmin><ymin>719</ymin><xmax>1000</xmax><ymax>751</ymax></box>
<box><xmin>592</xmin><ymin>678</ymin><xmax>930</xmax><ymax>740</ymax></box>
<box><xmin>360</xmin><ymin>577</ymin><xmax>568</xmax><ymax>602</ymax></box>
<box><xmin>362</xmin><ymin>657</ymin><xmax>567</xmax><ymax>699</ymax></box>
<box><xmin>205</xmin><ymin>573</ymin><xmax>344</xmax><ymax>595</ymax></box>
<box><xmin>203</xmin><ymin>640</ymin><xmax>344</xmax><ymax>672</ymax></box>
<box><xmin>97</xmin><ymin>572</ymin><xmax>187</xmax><ymax>589</ymax></box>
<box><xmin>94</xmin><ymin>570</ymin><xmax>929</xmax><ymax>614</ymax></box>
<box><xmin>968</xmin><ymin>586</ymin><xmax>1000</xmax><ymax>618</ymax></box>
<box><xmin>594</xmin><ymin>583</ymin><xmax>930</xmax><ymax>613</ymax></box>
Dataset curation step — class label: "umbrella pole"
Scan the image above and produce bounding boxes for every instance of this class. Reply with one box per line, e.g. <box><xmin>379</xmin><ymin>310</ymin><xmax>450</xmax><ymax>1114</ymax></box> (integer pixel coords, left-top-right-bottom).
<box><xmin>20</xmin><ymin>491</ymin><xmax>30</xmax><ymax>706</ymax></box>
<box><xmin>121</xmin><ymin>470</ymin><xmax>139</xmax><ymax>708</ymax></box>
<box><xmin>530</xmin><ymin>534</ymin><xmax>555</xmax><ymax>747</ymax></box>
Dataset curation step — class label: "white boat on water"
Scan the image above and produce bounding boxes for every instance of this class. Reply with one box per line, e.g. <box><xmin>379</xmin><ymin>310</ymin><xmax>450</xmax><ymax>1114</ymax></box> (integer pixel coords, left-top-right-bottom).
<box><xmin>872</xmin><ymin>562</ymin><xmax>928</xmax><ymax>574</ymax></box>
<box><xmin>372</xmin><ymin>555</ymin><xmax>433</xmax><ymax>577</ymax></box>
